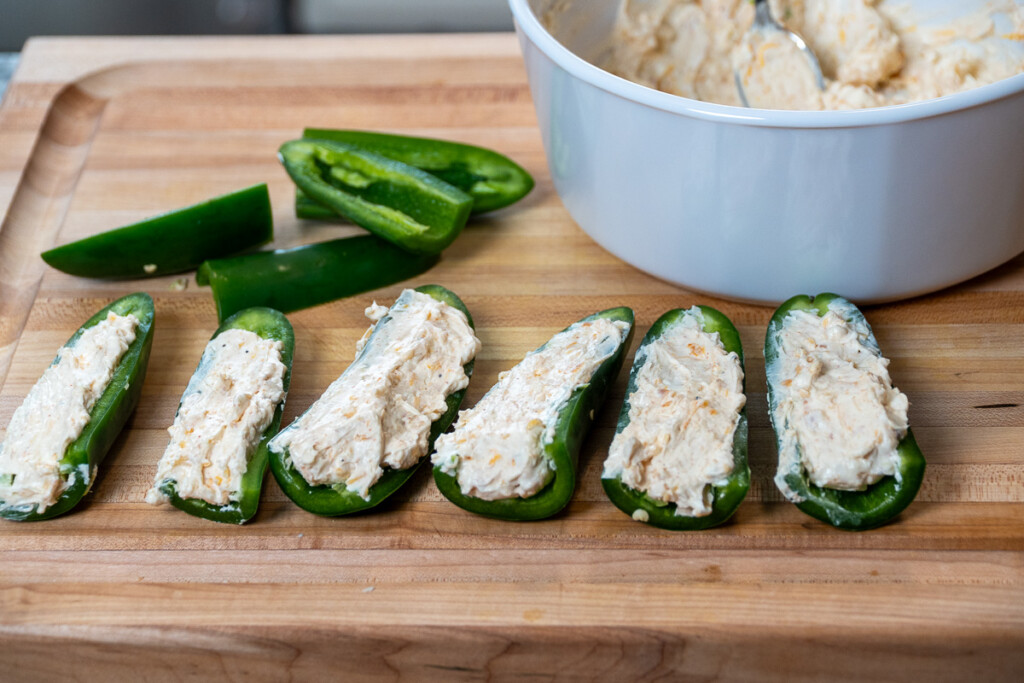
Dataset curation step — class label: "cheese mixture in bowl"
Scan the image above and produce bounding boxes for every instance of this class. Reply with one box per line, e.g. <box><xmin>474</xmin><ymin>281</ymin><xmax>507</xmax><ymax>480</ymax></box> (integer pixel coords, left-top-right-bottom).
<box><xmin>269</xmin><ymin>289</ymin><xmax>480</xmax><ymax>500</ymax></box>
<box><xmin>146</xmin><ymin>328</ymin><xmax>288</xmax><ymax>507</ymax></box>
<box><xmin>433</xmin><ymin>317</ymin><xmax>631</xmax><ymax>500</ymax></box>
<box><xmin>769</xmin><ymin>301</ymin><xmax>909</xmax><ymax>500</ymax></box>
<box><xmin>599</xmin><ymin>0</ymin><xmax>1024</xmax><ymax>109</ymax></box>
<box><xmin>603</xmin><ymin>308</ymin><xmax>744</xmax><ymax>517</ymax></box>
<box><xmin>0</xmin><ymin>312</ymin><xmax>139</xmax><ymax>513</ymax></box>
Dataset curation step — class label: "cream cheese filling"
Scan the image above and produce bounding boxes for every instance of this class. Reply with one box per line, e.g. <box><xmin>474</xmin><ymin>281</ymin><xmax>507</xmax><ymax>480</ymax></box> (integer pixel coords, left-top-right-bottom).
<box><xmin>433</xmin><ymin>317</ymin><xmax>631</xmax><ymax>501</ymax></box>
<box><xmin>734</xmin><ymin>24</ymin><xmax>826</xmax><ymax>109</ymax></box>
<box><xmin>603</xmin><ymin>308</ymin><xmax>744</xmax><ymax>517</ymax></box>
<box><xmin>770</xmin><ymin>302</ymin><xmax>909</xmax><ymax>501</ymax></box>
<box><xmin>0</xmin><ymin>312</ymin><xmax>139</xmax><ymax>512</ymax></box>
<box><xmin>269</xmin><ymin>289</ymin><xmax>480</xmax><ymax>500</ymax></box>
<box><xmin>597</xmin><ymin>0</ymin><xmax>1024</xmax><ymax>110</ymax></box>
<box><xmin>146</xmin><ymin>328</ymin><xmax>287</xmax><ymax>507</ymax></box>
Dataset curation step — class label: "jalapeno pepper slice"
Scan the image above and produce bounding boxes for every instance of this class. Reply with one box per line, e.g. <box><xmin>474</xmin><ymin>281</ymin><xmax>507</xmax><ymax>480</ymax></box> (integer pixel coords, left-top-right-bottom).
<box><xmin>41</xmin><ymin>184</ymin><xmax>272</xmax><ymax>280</ymax></box>
<box><xmin>602</xmin><ymin>306</ymin><xmax>750</xmax><ymax>530</ymax></box>
<box><xmin>433</xmin><ymin>307</ymin><xmax>635</xmax><ymax>521</ymax></box>
<box><xmin>268</xmin><ymin>285</ymin><xmax>474</xmax><ymax>516</ymax></box>
<box><xmin>295</xmin><ymin>129</ymin><xmax>534</xmax><ymax>220</ymax></box>
<box><xmin>196</xmin><ymin>235</ymin><xmax>439</xmax><ymax>322</ymax></box>
<box><xmin>279</xmin><ymin>139</ymin><xmax>472</xmax><ymax>255</ymax></box>
<box><xmin>152</xmin><ymin>307</ymin><xmax>294</xmax><ymax>525</ymax></box>
<box><xmin>765</xmin><ymin>293</ymin><xmax>926</xmax><ymax>531</ymax></box>
<box><xmin>0</xmin><ymin>292</ymin><xmax>155</xmax><ymax>521</ymax></box>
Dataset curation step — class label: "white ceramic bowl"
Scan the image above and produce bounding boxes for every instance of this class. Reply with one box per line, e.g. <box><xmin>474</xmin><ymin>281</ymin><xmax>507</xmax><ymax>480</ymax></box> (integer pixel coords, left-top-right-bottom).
<box><xmin>509</xmin><ymin>0</ymin><xmax>1024</xmax><ymax>303</ymax></box>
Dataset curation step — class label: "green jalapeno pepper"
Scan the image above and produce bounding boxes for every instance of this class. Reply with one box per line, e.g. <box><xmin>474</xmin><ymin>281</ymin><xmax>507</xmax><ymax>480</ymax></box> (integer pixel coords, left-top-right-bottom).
<box><xmin>268</xmin><ymin>285</ymin><xmax>474</xmax><ymax>516</ymax></box>
<box><xmin>602</xmin><ymin>306</ymin><xmax>750</xmax><ymax>530</ymax></box>
<box><xmin>41</xmin><ymin>184</ymin><xmax>272</xmax><ymax>279</ymax></box>
<box><xmin>279</xmin><ymin>139</ymin><xmax>472</xmax><ymax>255</ymax></box>
<box><xmin>433</xmin><ymin>307</ymin><xmax>635</xmax><ymax>521</ymax></box>
<box><xmin>0</xmin><ymin>292</ymin><xmax>155</xmax><ymax>522</ymax></box>
<box><xmin>152</xmin><ymin>307</ymin><xmax>294</xmax><ymax>525</ymax></box>
<box><xmin>295</xmin><ymin>129</ymin><xmax>534</xmax><ymax>220</ymax></box>
<box><xmin>765</xmin><ymin>293</ymin><xmax>926</xmax><ymax>531</ymax></box>
<box><xmin>196</xmin><ymin>235</ymin><xmax>439</xmax><ymax>322</ymax></box>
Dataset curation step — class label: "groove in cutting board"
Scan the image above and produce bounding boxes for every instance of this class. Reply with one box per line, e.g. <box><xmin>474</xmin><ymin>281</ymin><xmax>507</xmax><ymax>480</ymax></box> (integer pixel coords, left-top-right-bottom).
<box><xmin>0</xmin><ymin>84</ymin><xmax>106</xmax><ymax>386</ymax></box>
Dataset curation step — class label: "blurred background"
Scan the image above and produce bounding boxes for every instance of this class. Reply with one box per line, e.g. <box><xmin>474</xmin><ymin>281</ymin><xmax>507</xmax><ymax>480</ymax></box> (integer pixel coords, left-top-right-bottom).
<box><xmin>0</xmin><ymin>0</ymin><xmax>515</xmax><ymax>50</ymax></box>
<box><xmin>0</xmin><ymin>0</ymin><xmax>516</xmax><ymax>98</ymax></box>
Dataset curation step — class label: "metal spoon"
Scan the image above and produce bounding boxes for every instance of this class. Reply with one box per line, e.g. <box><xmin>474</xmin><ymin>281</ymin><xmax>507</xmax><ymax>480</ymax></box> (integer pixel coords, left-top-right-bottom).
<box><xmin>735</xmin><ymin>0</ymin><xmax>825</xmax><ymax>108</ymax></box>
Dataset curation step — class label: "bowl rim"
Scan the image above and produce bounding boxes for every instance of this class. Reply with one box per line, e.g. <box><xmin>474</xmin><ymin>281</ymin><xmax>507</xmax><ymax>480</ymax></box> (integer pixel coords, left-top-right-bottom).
<box><xmin>508</xmin><ymin>0</ymin><xmax>1024</xmax><ymax>128</ymax></box>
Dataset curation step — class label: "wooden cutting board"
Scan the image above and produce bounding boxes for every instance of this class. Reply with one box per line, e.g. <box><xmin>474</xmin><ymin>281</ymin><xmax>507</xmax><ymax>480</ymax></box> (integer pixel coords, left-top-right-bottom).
<box><xmin>1</xmin><ymin>36</ymin><xmax>1022</xmax><ymax>680</ymax></box>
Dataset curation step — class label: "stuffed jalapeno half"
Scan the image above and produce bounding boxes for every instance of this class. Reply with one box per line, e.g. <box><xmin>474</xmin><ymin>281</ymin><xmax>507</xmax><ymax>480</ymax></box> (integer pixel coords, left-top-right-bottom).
<box><xmin>765</xmin><ymin>293</ymin><xmax>925</xmax><ymax>531</ymax></box>
<box><xmin>269</xmin><ymin>285</ymin><xmax>479</xmax><ymax>516</ymax></box>
<box><xmin>146</xmin><ymin>307</ymin><xmax>294</xmax><ymax>524</ymax></box>
<box><xmin>433</xmin><ymin>307</ymin><xmax>634</xmax><ymax>521</ymax></box>
<box><xmin>602</xmin><ymin>306</ymin><xmax>749</xmax><ymax>530</ymax></box>
<box><xmin>0</xmin><ymin>292</ymin><xmax>155</xmax><ymax>521</ymax></box>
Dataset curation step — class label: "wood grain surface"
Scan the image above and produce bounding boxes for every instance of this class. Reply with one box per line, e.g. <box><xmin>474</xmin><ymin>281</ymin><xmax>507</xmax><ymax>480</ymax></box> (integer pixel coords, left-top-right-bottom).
<box><xmin>0</xmin><ymin>36</ymin><xmax>1022</xmax><ymax>681</ymax></box>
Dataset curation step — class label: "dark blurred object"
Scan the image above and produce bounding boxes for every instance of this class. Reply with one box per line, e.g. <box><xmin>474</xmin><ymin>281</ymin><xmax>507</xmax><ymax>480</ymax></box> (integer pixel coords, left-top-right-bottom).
<box><xmin>0</xmin><ymin>0</ymin><xmax>515</xmax><ymax>53</ymax></box>
<box><xmin>0</xmin><ymin>0</ymin><xmax>289</xmax><ymax>51</ymax></box>
<box><xmin>293</xmin><ymin>0</ymin><xmax>513</xmax><ymax>33</ymax></box>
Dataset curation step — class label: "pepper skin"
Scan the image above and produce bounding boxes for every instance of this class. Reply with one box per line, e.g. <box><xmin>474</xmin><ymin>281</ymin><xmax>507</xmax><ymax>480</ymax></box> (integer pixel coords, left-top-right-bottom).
<box><xmin>269</xmin><ymin>285</ymin><xmax>474</xmax><ymax>516</ymax></box>
<box><xmin>433</xmin><ymin>307</ymin><xmax>635</xmax><ymax>521</ymax></box>
<box><xmin>0</xmin><ymin>292</ymin><xmax>155</xmax><ymax>521</ymax></box>
<box><xmin>196</xmin><ymin>235</ymin><xmax>439</xmax><ymax>322</ymax></box>
<box><xmin>279</xmin><ymin>139</ymin><xmax>473</xmax><ymax>255</ymax></box>
<box><xmin>296</xmin><ymin>128</ymin><xmax>534</xmax><ymax>219</ymax></box>
<box><xmin>602</xmin><ymin>306</ymin><xmax>750</xmax><ymax>530</ymax></box>
<box><xmin>153</xmin><ymin>307</ymin><xmax>294</xmax><ymax>525</ymax></box>
<box><xmin>765</xmin><ymin>293</ymin><xmax>926</xmax><ymax>531</ymax></box>
<box><xmin>41</xmin><ymin>184</ymin><xmax>272</xmax><ymax>279</ymax></box>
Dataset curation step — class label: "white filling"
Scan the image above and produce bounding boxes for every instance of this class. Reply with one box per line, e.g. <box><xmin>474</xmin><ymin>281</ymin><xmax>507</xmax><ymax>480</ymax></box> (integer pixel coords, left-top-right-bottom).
<box><xmin>734</xmin><ymin>25</ymin><xmax>827</xmax><ymax>109</ymax></box>
<box><xmin>146</xmin><ymin>328</ymin><xmax>287</xmax><ymax>507</ymax></box>
<box><xmin>269</xmin><ymin>289</ymin><xmax>480</xmax><ymax>500</ymax></box>
<box><xmin>603</xmin><ymin>309</ymin><xmax>745</xmax><ymax>517</ymax></box>
<box><xmin>770</xmin><ymin>302</ymin><xmax>909</xmax><ymax>501</ymax></box>
<box><xmin>598</xmin><ymin>0</ymin><xmax>1024</xmax><ymax>110</ymax></box>
<box><xmin>433</xmin><ymin>317</ymin><xmax>631</xmax><ymax>501</ymax></box>
<box><xmin>0</xmin><ymin>312</ymin><xmax>139</xmax><ymax>512</ymax></box>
